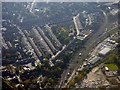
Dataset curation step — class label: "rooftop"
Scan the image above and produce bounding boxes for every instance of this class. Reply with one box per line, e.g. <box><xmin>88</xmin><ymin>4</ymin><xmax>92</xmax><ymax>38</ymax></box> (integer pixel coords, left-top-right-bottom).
<box><xmin>89</xmin><ymin>56</ymin><xmax>100</xmax><ymax>64</ymax></box>
<box><xmin>99</xmin><ymin>47</ymin><xmax>111</xmax><ymax>56</ymax></box>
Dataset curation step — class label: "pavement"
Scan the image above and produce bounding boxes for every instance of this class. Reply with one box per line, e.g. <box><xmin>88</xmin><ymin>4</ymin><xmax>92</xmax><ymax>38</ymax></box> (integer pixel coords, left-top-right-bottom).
<box><xmin>81</xmin><ymin>66</ymin><xmax>110</xmax><ymax>88</ymax></box>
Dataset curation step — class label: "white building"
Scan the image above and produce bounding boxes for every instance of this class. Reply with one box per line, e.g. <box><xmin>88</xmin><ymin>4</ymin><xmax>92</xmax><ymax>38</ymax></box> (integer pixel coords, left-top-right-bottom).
<box><xmin>98</xmin><ymin>47</ymin><xmax>111</xmax><ymax>56</ymax></box>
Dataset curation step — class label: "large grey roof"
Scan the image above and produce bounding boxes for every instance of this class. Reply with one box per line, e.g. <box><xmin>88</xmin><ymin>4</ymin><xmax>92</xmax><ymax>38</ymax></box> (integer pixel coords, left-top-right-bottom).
<box><xmin>99</xmin><ymin>47</ymin><xmax>111</xmax><ymax>55</ymax></box>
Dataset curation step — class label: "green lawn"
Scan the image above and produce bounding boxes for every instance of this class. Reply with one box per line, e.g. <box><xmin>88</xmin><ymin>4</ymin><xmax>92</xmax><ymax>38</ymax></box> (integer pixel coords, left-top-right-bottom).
<box><xmin>106</xmin><ymin>64</ymin><xmax>118</xmax><ymax>70</ymax></box>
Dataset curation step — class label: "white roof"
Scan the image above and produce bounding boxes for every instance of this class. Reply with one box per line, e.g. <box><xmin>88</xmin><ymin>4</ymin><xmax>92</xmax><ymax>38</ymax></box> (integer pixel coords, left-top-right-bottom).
<box><xmin>99</xmin><ymin>47</ymin><xmax>111</xmax><ymax>55</ymax></box>
<box><xmin>105</xmin><ymin>67</ymin><xmax>109</xmax><ymax>70</ymax></box>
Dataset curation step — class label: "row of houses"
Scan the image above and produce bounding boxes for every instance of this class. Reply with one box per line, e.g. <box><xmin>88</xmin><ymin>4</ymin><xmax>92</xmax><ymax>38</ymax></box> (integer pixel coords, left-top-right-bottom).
<box><xmin>45</xmin><ymin>24</ymin><xmax>62</xmax><ymax>48</ymax></box>
<box><xmin>31</xmin><ymin>27</ymin><xmax>54</xmax><ymax>56</ymax></box>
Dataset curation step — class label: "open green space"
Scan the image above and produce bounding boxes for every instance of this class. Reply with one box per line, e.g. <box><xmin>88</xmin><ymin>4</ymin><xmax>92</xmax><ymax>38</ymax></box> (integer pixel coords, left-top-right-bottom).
<box><xmin>106</xmin><ymin>64</ymin><xmax>118</xmax><ymax>70</ymax></box>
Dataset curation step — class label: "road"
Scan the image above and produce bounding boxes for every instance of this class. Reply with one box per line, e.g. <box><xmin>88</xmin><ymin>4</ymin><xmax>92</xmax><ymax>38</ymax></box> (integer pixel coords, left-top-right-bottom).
<box><xmin>57</xmin><ymin>10</ymin><xmax>113</xmax><ymax>88</ymax></box>
<box><xmin>60</xmin><ymin>10</ymin><xmax>119</xmax><ymax>88</ymax></box>
<box><xmin>64</xmin><ymin>25</ymin><xmax>119</xmax><ymax>88</ymax></box>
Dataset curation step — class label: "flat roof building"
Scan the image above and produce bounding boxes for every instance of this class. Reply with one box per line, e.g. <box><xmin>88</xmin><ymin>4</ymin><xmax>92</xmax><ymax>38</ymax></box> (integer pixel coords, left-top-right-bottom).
<box><xmin>89</xmin><ymin>56</ymin><xmax>100</xmax><ymax>64</ymax></box>
<box><xmin>98</xmin><ymin>47</ymin><xmax>111</xmax><ymax>56</ymax></box>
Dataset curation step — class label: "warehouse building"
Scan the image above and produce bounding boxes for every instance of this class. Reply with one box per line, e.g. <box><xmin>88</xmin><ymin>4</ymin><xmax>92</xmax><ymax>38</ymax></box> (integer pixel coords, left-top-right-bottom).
<box><xmin>98</xmin><ymin>47</ymin><xmax>111</xmax><ymax>56</ymax></box>
<box><xmin>89</xmin><ymin>56</ymin><xmax>100</xmax><ymax>65</ymax></box>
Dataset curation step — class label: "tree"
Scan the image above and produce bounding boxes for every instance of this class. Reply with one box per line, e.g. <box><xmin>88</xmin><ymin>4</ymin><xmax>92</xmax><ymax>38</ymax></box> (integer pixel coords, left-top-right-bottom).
<box><xmin>43</xmin><ymin>58</ymin><xmax>49</xmax><ymax>67</ymax></box>
<box><xmin>47</xmin><ymin>78</ymin><xmax>54</xmax><ymax>85</ymax></box>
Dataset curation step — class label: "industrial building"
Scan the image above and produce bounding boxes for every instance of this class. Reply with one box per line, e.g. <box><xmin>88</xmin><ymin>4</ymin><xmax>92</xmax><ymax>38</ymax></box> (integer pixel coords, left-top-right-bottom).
<box><xmin>98</xmin><ymin>47</ymin><xmax>111</xmax><ymax>56</ymax></box>
<box><xmin>89</xmin><ymin>56</ymin><xmax>100</xmax><ymax>65</ymax></box>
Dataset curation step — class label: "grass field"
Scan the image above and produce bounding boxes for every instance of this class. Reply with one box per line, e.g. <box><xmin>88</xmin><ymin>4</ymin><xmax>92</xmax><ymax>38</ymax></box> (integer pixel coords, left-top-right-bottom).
<box><xmin>106</xmin><ymin>64</ymin><xmax>118</xmax><ymax>70</ymax></box>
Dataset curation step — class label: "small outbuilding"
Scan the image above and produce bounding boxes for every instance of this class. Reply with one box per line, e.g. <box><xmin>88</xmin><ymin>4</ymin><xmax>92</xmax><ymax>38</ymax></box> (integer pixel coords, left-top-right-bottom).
<box><xmin>105</xmin><ymin>67</ymin><xmax>109</xmax><ymax>71</ymax></box>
